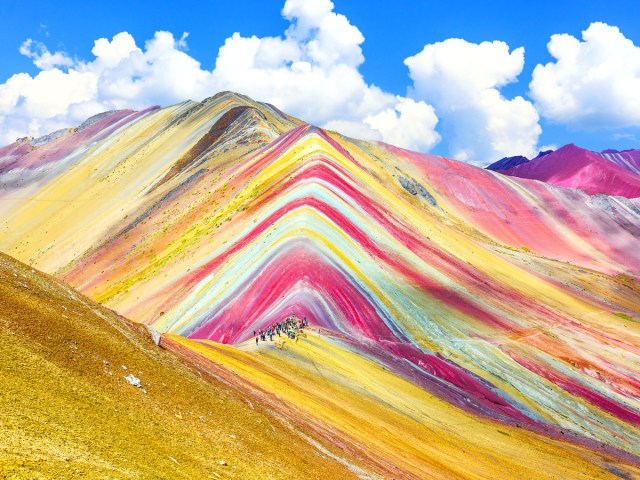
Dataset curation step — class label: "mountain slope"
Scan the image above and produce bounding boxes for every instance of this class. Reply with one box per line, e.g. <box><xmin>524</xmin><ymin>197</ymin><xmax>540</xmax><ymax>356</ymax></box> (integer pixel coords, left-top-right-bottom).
<box><xmin>1</xmin><ymin>92</ymin><xmax>639</xmax><ymax>475</ymax></box>
<box><xmin>0</xmin><ymin>252</ymin><xmax>367</xmax><ymax>479</ymax></box>
<box><xmin>601</xmin><ymin>148</ymin><xmax>640</xmax><ymax>176</ymax></box>
<box><xmin>0</xmin><ymin>107</ymin><xmax>159</xmax><ymax>218</ymax></box>
<box><xmin>165</xmin><ymin>332</ymin><xmax>640</xmax><ymax>480</ymax></box>
<box><xmin>494</xmin><ymin>144</ymin><xmax>640</xmax><ymax>198</ymax></box>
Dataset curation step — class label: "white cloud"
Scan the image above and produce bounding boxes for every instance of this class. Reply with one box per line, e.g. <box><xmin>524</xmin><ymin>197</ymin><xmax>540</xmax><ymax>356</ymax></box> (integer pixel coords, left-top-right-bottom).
<box><xmin>405</xmin><ymin>38</ymin><xmax>541</xmax><ymax>164</ymax></box>
<box><xmin>539</xmin><ymin>144</ymin><xmax>557</xmax><ymax>152</ymax></box>
<box><xmin>611</xmin><ymin>133</ymin><xmax>637</xmax><ymax>142</ymax></box>
<box><xmin>0</xmin><ymin>31</ymin><xmax>213</xmax><ymax>145</ymax></box>
<box><xmin>209</xmin><ymin>0</ymin><xmax>439</xmax><ymax>150</ymax></box>
<box><xmin>19</xmin><ymin>39</ymin><xmax>74</xmax><ymax>70</ymax></box>
<box><xmin>530</xmin><ymin>22</ymin><xmax>640</xmax><ymax>129</ymax></box>
<box><xmin>324</xmin><ymin>96</ymin><xmax>440</xmax><ymax>152</ymax></box>
<box><xmin>89</xmin><ymin>31</ymin><xmax>212</xmax><ymax>108</ymax></box>
<box><xmin>90</xmin><ymin>32</ymin><xmax>140</xmax><ymax>68</ymax></box>
<box><xmin>0</xmin><ymin>0</ymin><xmax>440</xmax><ymax>153</ymax></box>
<box><xmin>282</xmin><ymin>0</ymin><xmax>364</xmax><ymax>68</ymax></box>
<box><xmin>363</xmin><ymin>97</ymin><xmax>440</xmax><ymax>152</ymax></box>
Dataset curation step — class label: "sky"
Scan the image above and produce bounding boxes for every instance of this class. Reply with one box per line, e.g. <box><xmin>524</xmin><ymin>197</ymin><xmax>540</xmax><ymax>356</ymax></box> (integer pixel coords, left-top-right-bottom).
<box><xmin>0</xmin><ymin>0</ymin><xmax>639</xmax><ymax>165</ymax></box>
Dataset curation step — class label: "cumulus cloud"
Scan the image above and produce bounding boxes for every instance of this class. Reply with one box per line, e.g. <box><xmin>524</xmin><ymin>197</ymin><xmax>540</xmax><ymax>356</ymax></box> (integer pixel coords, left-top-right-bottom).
<box><xmin>0</xmin><ymin>31</ymin><xmax>212</xmax><ymax>145</ymax></box>
<box><xmin>0</xmin><ymin>0</ymin><xmax>440</xmax><ymax>152</ymax></box>
<box><xmin>362</xmin><ymin>97</ymin><xmax>440</xmax><ymax>152</ymax></box>
<box><xmin>89</xmin><ymin>31</ymin><xmax>212</xmax><ymax>108</ymax></box>
<box><xmin>405</xmin><ymin>39</ymin><xmax>541</xmax><ymax>164</ymax></box>
<box><xmin>209</xmin><ymin>0</ymin><xmax>440</xmax><ymax>151</ymax></box>
<box><xmin>530</xmin><ymin>22</ymin><xmax>640</xmax><ymax>129</ymax></box>
<box><xmin>19</xmin><ymin>39</ymin><xmax>74</xmax><ymax>70</ymax></box>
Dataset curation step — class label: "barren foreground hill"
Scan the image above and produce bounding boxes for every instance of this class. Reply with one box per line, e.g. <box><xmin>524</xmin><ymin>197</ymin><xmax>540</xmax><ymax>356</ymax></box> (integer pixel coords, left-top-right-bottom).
<box><xmin>0</xmin><ymin>252</ymin><xmax>365</xmax><ymax>479</ymax></box>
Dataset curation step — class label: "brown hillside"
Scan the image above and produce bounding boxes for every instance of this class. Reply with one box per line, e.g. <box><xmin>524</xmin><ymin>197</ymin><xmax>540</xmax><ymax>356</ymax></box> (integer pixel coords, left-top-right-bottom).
<box><xmin>0</xmin><ymin>253</ymin><xmax>367</xmax><ymax>479</ymax></box>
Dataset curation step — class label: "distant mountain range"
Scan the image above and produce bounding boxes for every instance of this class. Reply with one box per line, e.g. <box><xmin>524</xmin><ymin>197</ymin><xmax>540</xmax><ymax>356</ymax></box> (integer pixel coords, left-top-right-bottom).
<box><xmin>487</xmin><ymin>145</ymin><xmax>640</xmax><ymax>198</ymax></box>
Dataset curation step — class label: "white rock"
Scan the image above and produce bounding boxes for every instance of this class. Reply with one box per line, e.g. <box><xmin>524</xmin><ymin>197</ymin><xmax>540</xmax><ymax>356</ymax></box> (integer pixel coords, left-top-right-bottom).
<box><xmin>124</xmin><ymin>374</ymin><xmax>142</xmax><ymax>388</ymax></box>
<box><xmin>147</xmin><ymin>325</ymin><xmax>162</xmax><ymax>346</ymax></box>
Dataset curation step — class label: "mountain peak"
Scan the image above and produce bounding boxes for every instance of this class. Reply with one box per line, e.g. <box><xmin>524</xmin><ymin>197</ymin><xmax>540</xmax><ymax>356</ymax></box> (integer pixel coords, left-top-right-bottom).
<box><xmin>202</xmin><ymin>90</ymin><xmax>252</xmax><ymax>105</ymax></box>
<box><xmin>489</xmin><ymin>143</ymin><xmax>640</xmax><ymax>198</ymax></box>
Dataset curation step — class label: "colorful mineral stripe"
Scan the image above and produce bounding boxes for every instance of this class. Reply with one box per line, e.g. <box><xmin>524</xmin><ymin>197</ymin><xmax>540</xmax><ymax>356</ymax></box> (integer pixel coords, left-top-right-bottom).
<box><xmin>1</xmin><ymin>92</ymin><xmax>638</xmax><ymax>475</ymax></box>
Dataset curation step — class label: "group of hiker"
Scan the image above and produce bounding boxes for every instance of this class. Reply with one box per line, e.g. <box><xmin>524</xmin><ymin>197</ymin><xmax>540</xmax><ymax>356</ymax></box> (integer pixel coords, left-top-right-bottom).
<box><xmin>254</xmin><ymin>313</ymin><xmax>309</xmax><ymax>345</ymax></box>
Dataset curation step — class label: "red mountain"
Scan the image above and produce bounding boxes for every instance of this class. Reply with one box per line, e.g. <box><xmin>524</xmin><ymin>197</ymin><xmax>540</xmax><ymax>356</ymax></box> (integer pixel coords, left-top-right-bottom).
<box><xmin>497</xmin><ymin>144</ymin><xmax>640</xmax><ymax>198</ymax></box>
<box><xmin>600</xmin><ymin>148</ymin><xmax>640</xmax><ymax>176</ymax></box>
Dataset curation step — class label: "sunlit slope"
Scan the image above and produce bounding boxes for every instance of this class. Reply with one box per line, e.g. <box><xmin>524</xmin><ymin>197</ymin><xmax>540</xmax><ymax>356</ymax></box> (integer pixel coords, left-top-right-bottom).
<box><xmin>0</xmin><ymin>91</ymin><xmax>298</xmax><ymax>271</ymax></box>
<box><xmin>168</xmin><ymin>332</ymin><xmax>640</xmax><ymax>480</ymax></box>
<box><xmin>0</xmin><ymin>107</ymin><xmax>158</xmax><ymax>218</ymax></box>
<box><xmin>0</xmin><ymin>253</ymin><xmax>367</xmax><ymax>479</ymax></box>
<box><xmin>0</xmin><ymin>92</ymin><xmax>639</xmax><ymax>468</ymax></box>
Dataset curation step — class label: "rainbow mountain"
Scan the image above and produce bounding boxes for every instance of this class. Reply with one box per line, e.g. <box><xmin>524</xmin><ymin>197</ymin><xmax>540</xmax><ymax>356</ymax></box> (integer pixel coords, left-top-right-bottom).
<box><xmin>1</xmin><ymin>92</ymin><xmax>639</xmax><ymax>479</ymax></box>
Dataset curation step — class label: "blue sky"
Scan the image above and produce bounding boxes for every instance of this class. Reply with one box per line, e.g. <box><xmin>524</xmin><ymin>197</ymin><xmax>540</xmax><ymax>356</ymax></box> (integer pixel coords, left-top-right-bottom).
<box><xmin>1</xmin><ymin>0</ymin><xmax>639</xmax><ymax>164</ymax></box>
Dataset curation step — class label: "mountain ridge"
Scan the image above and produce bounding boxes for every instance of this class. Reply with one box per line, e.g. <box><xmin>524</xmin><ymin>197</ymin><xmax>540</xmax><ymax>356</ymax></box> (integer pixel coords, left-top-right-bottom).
<box><xmin>1</xmin><ymin>91</ymin><xmax>639</xmax><ymax>477</ymax></box>
<box><xmin>487</xmin><ymin>144</ymin><xmax>640</xmax><ymax>198</ymax></box>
